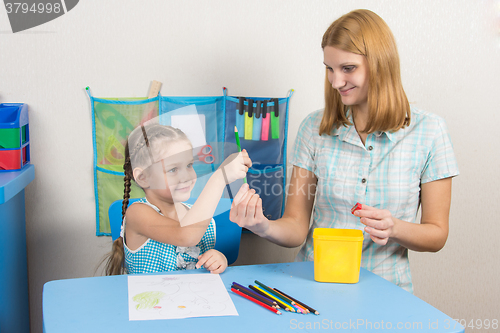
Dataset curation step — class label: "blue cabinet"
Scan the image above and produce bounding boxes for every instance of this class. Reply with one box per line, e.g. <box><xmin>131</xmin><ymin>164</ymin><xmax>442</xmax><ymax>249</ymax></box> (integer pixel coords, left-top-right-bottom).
<box><xmin>0</xmin><ymin>164</ymin><xmax>34</xmax><ymax>333</ymax></box>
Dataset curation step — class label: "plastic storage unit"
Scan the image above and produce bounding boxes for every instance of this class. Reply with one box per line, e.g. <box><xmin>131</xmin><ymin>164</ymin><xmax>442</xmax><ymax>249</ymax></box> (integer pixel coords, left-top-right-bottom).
<box><xmin>0</xmin><ymin>103</ymin><xmax>30</xmax><ymax>171</ymax></box>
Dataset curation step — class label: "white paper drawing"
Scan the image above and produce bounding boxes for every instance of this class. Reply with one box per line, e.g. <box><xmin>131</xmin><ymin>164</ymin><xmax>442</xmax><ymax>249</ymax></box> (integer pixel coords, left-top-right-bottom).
<box><xmin>128</xmin><ymin>274</ymin><xmax>238</xmax><ymax>320</ymax></box>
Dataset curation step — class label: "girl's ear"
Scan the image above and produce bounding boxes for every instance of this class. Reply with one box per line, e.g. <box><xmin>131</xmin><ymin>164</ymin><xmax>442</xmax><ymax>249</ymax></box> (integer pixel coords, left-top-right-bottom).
<box><xmin>133</xmin><ymin>168</ymin><xmax>149</xmax><ymax>188</ymax></box>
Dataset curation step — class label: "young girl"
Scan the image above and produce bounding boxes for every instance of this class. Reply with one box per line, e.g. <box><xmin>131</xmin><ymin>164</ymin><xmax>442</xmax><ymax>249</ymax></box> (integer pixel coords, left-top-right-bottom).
<box><xmin>230</xmin><ymin>9</ymin><xmax>459</xmax><ymax>293</ymax></box>
<box><xmin>105</xmin><ymin>123</ymin><xmax>251</xmax><ymax>275</ymax></box>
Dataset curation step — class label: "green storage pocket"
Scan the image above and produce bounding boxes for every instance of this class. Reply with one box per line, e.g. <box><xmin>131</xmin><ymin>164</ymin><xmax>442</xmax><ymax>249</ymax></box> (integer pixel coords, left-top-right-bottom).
<box><xmin>95</xmin><ymin>166</ymin><xmax>144</xmax><ymax>235</ymax></box>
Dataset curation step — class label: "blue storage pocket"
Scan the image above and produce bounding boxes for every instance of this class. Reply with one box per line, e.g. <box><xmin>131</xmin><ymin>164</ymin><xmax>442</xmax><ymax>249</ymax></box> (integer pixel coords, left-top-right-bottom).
<box><xmin>88</xmin><ymin>88</ymin><xmax>291</xmax><ymax>236</ymax></box>
<box><xmin>159</xmin><ymin>96</ymin><xmax>225</xmax><ymax>146</ymax></box>
<box><xmin>247</xmin><ymin>164</ymin><xmax>285</xmax><ymax>220</ymax></box>
<box><xmin>224</xmin><ymin>97</ymin><xmax>287</xmax><ymax>165</ymax></box>
<box><xmin>225</xmin><ymin>95</ymin><xmax>290</xmax><ymax>221</ymax></box>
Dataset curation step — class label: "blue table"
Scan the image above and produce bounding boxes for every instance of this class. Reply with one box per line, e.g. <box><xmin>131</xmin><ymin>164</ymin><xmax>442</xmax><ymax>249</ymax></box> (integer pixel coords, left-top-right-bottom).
<box><xmin>0</xmin><ymin>164</ymin><xmax>35</xmax><ymax>333</ymax></box>
<box><xmin>43</xmin><ymin>261</ymin><xmax>464</xmax><ymax>332</ymax></box>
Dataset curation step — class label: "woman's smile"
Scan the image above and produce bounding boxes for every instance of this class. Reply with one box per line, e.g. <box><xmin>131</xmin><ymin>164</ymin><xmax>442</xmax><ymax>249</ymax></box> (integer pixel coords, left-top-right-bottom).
<box><xmin>338</xmin><ymin>87</ymin><xmax>355</xmax><ymax>96</ymax></box>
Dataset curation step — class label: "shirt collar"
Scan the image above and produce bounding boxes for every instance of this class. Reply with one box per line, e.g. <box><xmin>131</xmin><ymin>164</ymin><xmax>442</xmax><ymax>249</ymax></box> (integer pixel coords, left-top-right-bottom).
<box><xmin>382</xmin><ymin>129</ymin><xmax>405</xmax><ymax>143</ymax></box>
<box><xmin>329</xmin><ymin>115</ymin><xmax>403</xmax><ymax>144</ymax></box>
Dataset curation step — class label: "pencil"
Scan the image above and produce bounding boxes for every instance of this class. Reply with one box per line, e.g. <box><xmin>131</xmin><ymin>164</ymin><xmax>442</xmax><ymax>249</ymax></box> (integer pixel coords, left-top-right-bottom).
<box><xmin>231</xmin><ymin>288</ymin><xmax>282</xmax><ymax>315</ymax></box>
<box><xmin>273</xmin><ymin>291</ymin><xmax>308</xmax><ymax>314</ymax></box>
<box><xmin>247</xmin><ymin>285</ymin><xmax>282</xmax><ymax>309</ymax></box>
<box><xmin>272</xmin><ymin>288</ymin><xmax>309</xmax><ymax>313</ymax></box>
<box><xmin>233</xmin><ymin>126</ymin><xmax>247</xmax><ymax>183</ymax></box>
<box><xmin>273</xmin><ymin>288</ymin><xmax>320</xmax><ymax>315</ymax></box>
<box><xmin>252</xmin><ymin>285</ymin><xmax>295</xmax><ymax>312</ymax></box>
<box><xmin>254</xmin><ymin>281</ymin><xmax>304</xmax><ymax>313</ymax></box>
<box><xmin>254</xmin><ymin>280</ymin><xmax>296</xmax><ymax>305</ymax></box>
<box><xmin>231</xmin><ymin>283</ymin><xmax>277</xmax><ymax>308</ymax></box>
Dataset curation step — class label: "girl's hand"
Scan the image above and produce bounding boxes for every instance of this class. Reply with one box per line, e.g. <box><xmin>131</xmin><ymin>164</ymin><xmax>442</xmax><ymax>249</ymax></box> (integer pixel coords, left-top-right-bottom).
<box><xmin>196</xmin><ymin>249</ymin><xmax>228</xmax><ymax>274</ymax></box>
<box><xmin>219</xmin><ymin>150</ymin><xmax>252</xmax><ymax>184</ymax></box>
<box><xmin>353</xmin><ymin>204</ymin><xmax>395</xmax><ymax>245</ymax></box>
<box><xmin>229</xmin><ymin>183</ymin><xmax>270</xmax><ymax>237</ymax></box>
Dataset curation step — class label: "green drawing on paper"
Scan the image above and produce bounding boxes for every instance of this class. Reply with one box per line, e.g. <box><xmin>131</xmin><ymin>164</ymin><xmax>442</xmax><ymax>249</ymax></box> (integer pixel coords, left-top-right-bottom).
<box><xmin>133</xmin><ymin>291</ymin><xmax>166</xmax><ymax>310</ymax></box>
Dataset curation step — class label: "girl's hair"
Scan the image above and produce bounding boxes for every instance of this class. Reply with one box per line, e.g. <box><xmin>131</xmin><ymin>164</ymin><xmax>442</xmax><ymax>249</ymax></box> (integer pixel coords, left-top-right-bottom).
<box><xmin>104</xmin><ymin>123</ymin><xmax>190</xmax><ymax>275</ymax></box>
<box><xmin>319</xmin><ymin>9</ymin><xmax>410</xmax><ymax>136</ymax></box>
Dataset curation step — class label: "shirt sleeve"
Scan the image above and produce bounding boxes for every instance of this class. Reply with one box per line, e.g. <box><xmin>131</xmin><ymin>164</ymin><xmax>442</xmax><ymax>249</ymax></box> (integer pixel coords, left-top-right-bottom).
<box><xmin>420</xmin><ymin>117</ymin><xmax>459</xmax><ymax>184</ymax></box>
<box><xmin>289</xmin><ymin>112</ymin><xmax>317</xmax><ymax>174</ymax></box>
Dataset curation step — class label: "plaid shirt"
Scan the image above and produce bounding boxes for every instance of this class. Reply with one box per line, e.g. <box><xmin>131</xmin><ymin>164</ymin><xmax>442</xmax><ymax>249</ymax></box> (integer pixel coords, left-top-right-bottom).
<box><xmin>291</xmin><ymin>107</ymin><xmax>459</xmax><ymax>293</ymax></box>
<box><xmin>124</xmin><ymin>199</ymin><xmax>216</xmax><ymax>274</ymax></box>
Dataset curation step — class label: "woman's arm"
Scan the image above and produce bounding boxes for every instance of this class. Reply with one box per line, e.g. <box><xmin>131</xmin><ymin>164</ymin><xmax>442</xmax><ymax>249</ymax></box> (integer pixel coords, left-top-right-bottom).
<box><xmin>355</xmin><ymin>177</ymin><xmax>452</xmax><ymax>252</ymax></box>
<box><xmin>230</xmin><ymin>166</ymin><xmax>317</xmax><ymax>248</ymax></box>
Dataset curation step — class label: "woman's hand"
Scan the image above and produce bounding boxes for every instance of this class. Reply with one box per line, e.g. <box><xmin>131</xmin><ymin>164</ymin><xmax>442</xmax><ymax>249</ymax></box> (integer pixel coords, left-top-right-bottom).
<box><xmin>229</xmin><ymin>183</ymin><xmax>270</xmax><ymax>237</ymax></box>
<box><xmin>196</xmin><ymin>249</ymin><xmax>228</xmax><ymax>274</ymax></box>
<box><xmin>218</xmin><ymin>149</ymin><xmax>252</xmax><ymax>184</ymax></box>
<box><xmin>353</xmin><ymin>204</ymin><xmax>395</xmax><ymax>245</ymax></box>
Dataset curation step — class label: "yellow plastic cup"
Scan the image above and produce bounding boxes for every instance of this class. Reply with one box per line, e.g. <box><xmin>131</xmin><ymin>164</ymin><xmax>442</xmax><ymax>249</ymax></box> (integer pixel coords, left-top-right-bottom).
<box><xmin>313</xmin><ymin>228</ymin><xmax>363</xmax><ymax>283</ymax></box>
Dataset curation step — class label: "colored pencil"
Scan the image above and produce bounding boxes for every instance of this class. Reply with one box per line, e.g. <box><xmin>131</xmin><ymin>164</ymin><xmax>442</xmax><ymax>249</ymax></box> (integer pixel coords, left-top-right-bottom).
<box><xmin>254</xmin><ymin>284</ymin><xmax>304</xmax><ymax>313</ymax></box>
<box><xmin>253</xmin><ymin>281</ymin><xmax>307</xmax><ymax>314</ymax></box>
<box><xmin>231</xmin><ymin>283</ymin><xmax>276</xmax><ymax>308</ymax></box>
<box><xmin>234</xmin><ymin>126</ymin><xmax>246</xmax><ymax>183</ymax></box>
<box><xmin>248</xmin><ymin>285</ymin><xmax>283</xmax><ymax>308</ymax></box>
<box><xmin>231</xmin><ymin>288</ymin><xmax>282</xmax><ymax>315</ymax></box>
<box><xmin>247</xmin><ymin>285</ymin><xmax>279</xmax><ymax>303</ymax></box>
<box><xmin>255</xmin><ymin>280</ymin><xmax>296</xmax><ymax>305</ymax></box>
<box><xmin>273</xmin><ymin>288</ymin><xmax>320</xmax><ymax>315</ymax></box>
<box><xmin>252</xmin><ymin>285</ymin><xmax>295</xmax><ymax>312</ymax></box>
<box><xmin>272</xmin><ymin>288</ymin><xmax>309</xmax><ymax>313</ymax></box>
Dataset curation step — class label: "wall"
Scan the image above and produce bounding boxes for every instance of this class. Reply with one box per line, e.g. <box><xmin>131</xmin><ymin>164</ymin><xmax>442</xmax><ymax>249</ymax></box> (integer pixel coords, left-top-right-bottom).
<box><xmin>1</xmin><ymin>1</ymin><xmax>499</xmax><ymax>332</ymax></box>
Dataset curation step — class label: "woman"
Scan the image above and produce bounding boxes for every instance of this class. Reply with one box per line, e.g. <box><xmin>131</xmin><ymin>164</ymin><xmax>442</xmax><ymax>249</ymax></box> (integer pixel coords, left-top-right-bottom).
<box><xmin>230</xmin><ymin>9</ymin><xmax>459</xmax><ymax>293</ymax></box>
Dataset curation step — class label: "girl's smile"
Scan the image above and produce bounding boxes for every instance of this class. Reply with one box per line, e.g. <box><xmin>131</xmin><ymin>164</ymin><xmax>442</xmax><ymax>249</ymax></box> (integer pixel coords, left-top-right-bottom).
<box><xmin>175</xmin><ymin>184</ymin><xmax>193</xmax><ymax>192</ymax></box>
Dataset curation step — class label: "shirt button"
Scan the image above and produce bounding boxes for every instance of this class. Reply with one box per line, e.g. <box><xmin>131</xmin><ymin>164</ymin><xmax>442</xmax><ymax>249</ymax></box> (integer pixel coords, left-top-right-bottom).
<box><xmin>368</xmin><ymin>146</ymin><xmax>373</xmax><ymax>151</ymax></box>
<box><xmin>361</xmin><ymin>178</ymin><xmax>367</xmax><ymax>184</ymax></box>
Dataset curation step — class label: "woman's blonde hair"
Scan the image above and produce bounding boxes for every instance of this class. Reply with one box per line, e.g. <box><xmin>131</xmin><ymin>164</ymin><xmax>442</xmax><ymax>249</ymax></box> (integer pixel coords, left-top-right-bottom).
<box><xmin>320</xmin><ymin>9</ymin><xmax>410</xmax><ymax>136</ymax></box>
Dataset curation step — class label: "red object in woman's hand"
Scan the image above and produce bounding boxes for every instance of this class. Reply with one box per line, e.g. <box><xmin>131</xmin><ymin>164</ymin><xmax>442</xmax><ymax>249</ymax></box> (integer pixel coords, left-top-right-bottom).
<box><xmin>351</xmin><ymin>203</ymin><xmax>362</xmax><ymax>214</ymax></box>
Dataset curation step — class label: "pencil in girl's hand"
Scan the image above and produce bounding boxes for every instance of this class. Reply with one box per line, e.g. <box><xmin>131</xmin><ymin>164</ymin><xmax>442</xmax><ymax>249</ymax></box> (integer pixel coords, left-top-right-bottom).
<box><xmin>273</xmin><ymin>288</ymin><xmax>320</xmax><ymax>315</ymax></box>
<box><xmin>234</xmin><ymin>126</ymin><xmax>242</xmax><ymax>152</ymax></box>
<box><xmin>234</xmin><ymin>126</ymin><xmax>247</xmax><ymax>183</ymax></box>
<box><xmin>231</xmin><ymin>288</ymin><xmax>282</xmax><ymax>315</ymax></box>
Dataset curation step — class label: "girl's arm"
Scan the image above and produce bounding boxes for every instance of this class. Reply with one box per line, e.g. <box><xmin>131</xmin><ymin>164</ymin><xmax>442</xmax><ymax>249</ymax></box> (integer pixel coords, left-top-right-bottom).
<box><xmin>126</xmin><ymin>169</ymin><xmax>226</xmax><ymax>248</ymax></box>
<box><xmin>230</xmin><ymin>165</ymin><xmax>317</xmax><ymax>248</ymax></box>
<box><xmin>127</xmin><ymin>151</ymin><xmax>251</xmax><ymax>248</ymax></box>
<box><xmin>355</xmin><ymin>177</ymin><xmax>452</xmax><ymax>252</ymax></box>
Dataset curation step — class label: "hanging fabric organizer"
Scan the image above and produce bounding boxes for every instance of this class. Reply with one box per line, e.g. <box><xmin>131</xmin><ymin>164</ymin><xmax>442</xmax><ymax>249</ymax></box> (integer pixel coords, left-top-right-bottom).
<box><xmin>87</xmin><ymin>87</ymin><xmax>293</xmax><ymax>236</ymax></box>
